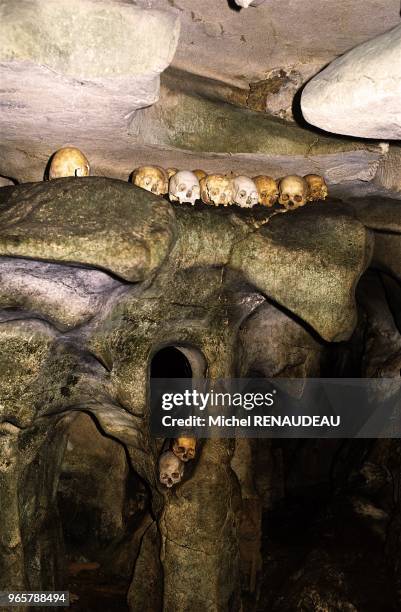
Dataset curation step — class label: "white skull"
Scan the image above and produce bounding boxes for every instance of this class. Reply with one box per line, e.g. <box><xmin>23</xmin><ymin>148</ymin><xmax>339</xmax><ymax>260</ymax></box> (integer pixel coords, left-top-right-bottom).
<box><xmin>235</xmin><ymin>0</ymin><xmax>266</xmax><ymax>7</ymax></box>
<box><xmin>278</xmin><ymin>175</ymin><xmax>308</xmax><ymax>210</ymax></box>
<box><xmin>159</xmin><ymin>451</ymin><xmax>184</xmax><ymax>488</ymax></box>
<box><xmin>169</xmin><ymin>171</ymin><xmax>200</xmax><ymax>206</ymax></box>
<box><xmin>232</xmin><ymin>176</ymin><xmax>259</xmax><ymax>208</ymax></box>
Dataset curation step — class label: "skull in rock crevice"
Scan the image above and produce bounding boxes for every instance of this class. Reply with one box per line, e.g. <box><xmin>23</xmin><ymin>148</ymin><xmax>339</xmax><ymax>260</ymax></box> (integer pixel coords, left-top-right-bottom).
<box><xmin>200</xmin><ymin>174</ymin><xmax>233</xmax><ymax>206</ymax></box>
<box><xmin>158</xmin><ymin>451</ymin><xmax>184</xmax><ymax>488</ymax></box>
<box><xmin>304</xmin><ymin>174</ymin><xmax>329</xmax><ymax>202</ymax></box>
<box><xmin>49</xmin><ymin>147</ymin><xmax>90</xmax><ymax>180</ymax></box>
<box><xmin>169</xmin><ymin>171</ymin><xmax>200</xmax><ymax>205</ymax></box>
<box><xmin>278</xmin><ymin>175</ymin><xmax>308</xmax><ymax>210</ymax></box>
<box><xmin>171</xmin><ymin>437</ymin><xmax>197</xmax><ymax>462</ymax></box>
<box><xmin>132</xmin><ymin>166</ymin><xmax>169</xmax><ymax>196</ymax></box>
<box><xmin>232</xmin><ymin>176</ymin><xmax>259</xmax><ymax>208</ymax></box>
<box><xmin>253</xmin><ymin>176</ymin><xmax>279</xmax><ymax>207</ymax></box>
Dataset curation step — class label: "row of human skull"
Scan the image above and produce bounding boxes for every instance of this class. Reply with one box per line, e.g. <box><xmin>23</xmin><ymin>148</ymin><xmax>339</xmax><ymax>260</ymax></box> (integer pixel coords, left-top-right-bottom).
<box><xmin>46</xmin><ymin>148</ymin><xmax>328</xmax><ymax>210</ymax></box>
<box><xmin>158</xmin><ymin>436</ymin><xmax>197</xmax><ymax>488</ymax></box>
<box><xmin>133</xmin><ymin>166</ymin><xmax>328</xmax><ymax>210</ymax></box>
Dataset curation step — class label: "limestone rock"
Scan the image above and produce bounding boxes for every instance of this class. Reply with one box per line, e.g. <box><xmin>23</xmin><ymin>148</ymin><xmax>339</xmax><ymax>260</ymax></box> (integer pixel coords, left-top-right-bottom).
<box><xmin>0</xmin><ymin>319</ymin><xmax>56</xmax><ymax>428</ymax></box>
<box><xmin>372</xmin><ymin>232</ymin><xmax>401</xmax><ymax>282</ymax></box>
<box><xmin>344</xmin><ymin>196</ymin><xmax>401</xmax><ymax>233</ymax></box>
<box><xmin>0</xmin><ymin>258</ymin><xmax>122</xmax><ymax>330</ymax></box>
<box><xmin>301</xmin><ymin>24</ymin><xmax>401</xmax><ymax>139</ymax></box>
<box><xmin>357</xmin><ymin>271</ymin><xmax>401</xmax><ymax>379</ymax></box>
<box><xmin>238</xmin><ymin>301</ymin><xmax>325</xmax><ymax>395</ymax></box>
<box><xmin>0</xmin><ymin>0</ymin><xmax>179</xmax><ymax>80</ymax></box>
<box><xmin>0</xmin><ymin>178</ymin><xmax>176</xmax><ymax>282</ymax></box>
<box><xmin>0</xmin><ymin>0</ymin><xmax>180</xmax><ymax>182</ymax></box>
<box><xmin>133</xmin><ymin>85</ymin><xmax>378</xmax><ymax>158</ymax></box>
<box><xmin>137</xmin><ymin>0</ymin><xmax>400</xmax><ymax>93</ymax></box>
<box><xmin>374</xmin><ymin>145</ymin><xmax>401</xmax><ymax>192</ymax></box>
<box><xmin>228</xmin><ymin>203</ymin><xmax>373</xmax><ymax>341</ymax></box>
<box><xmin>0</xmin><ymin>177</ymin><xmax>16</xmax><ymax>188</ymax></box>
<box><xmin>0</xmin><ymin>179</ymin><xmax>372</xmax><ymax>342</ymax></box>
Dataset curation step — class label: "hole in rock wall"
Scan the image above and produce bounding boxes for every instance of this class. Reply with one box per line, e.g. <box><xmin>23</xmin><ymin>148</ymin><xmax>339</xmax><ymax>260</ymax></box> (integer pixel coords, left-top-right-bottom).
<box><xmin>150</xmin><ymin>345</ymin><xmax>193</xmax><ymax>378</ymax></box>
<box><xmin>56</xmin><ymin>413</ymin><xmax>149</xmax><ymax>612</ymax></box>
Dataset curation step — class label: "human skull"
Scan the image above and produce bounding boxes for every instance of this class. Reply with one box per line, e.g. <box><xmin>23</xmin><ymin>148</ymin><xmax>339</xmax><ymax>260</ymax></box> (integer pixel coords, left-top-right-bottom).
<box><xmin>253</xmin><ymin>176</ymin><xmax>279</xmax><ymax>207</ymax></box>
<box><xmin>193</xmin><ymin>169</ymin><xmax>207</xmax><ymax>181</ymax></box>
<box><xmin>200</xmin><ymin>174</ymin><xmax>233</xmax><ymax>207</ymax></box>
<box><xmin>278</xmin><ymin>175</ymin><xmax>308</xmax><ymax>210</ymax></box>
<box><xmin>132</xmin><ymin>166</ymin><xmax>168</xmax><ymax>196</ymax></box>
<box><xmin>167</xmin><ymin>168</ymin><xmax>178</xmax><ymax>179</ymax></box>
<box><xmin>159</xmin><ymin>451</ymin><xmax>184</xmax><ymax>488</ymax></box>
<box><xmin>304</xmin><ymin>174</ymin><xmax>328</xmax><ymax>202</ymax></box>
<box><xmin>171</xmin><ymin>437</ymin><xmax>197</xmax><ymax>462</ymax></box>
<box><xmin>169</xmin><ymin>171</ymin><xmax>200</xmax><ymax>205</ymax></box>
<box><xmin>232</xmin><ymin>176</ymin><xmax>259</xmax><ymax>208</ymax></box>
<box><xmin>48</xmin><ymin>147</ymin><xmax>90</xmax><ymax>180</ymax></box>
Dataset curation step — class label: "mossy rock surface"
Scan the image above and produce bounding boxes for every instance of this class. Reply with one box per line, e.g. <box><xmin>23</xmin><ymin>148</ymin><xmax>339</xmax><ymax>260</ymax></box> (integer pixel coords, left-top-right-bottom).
<box><xmin>0</xmin><ymin>178</ymin><xmax>176</xmax><ymax>282</ymax></box>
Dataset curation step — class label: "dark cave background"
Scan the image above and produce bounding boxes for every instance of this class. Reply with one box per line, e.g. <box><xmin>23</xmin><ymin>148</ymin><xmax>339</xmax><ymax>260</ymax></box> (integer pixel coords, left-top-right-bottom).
<box><xmin>55</xmin><ymin>267</ymin><xmax>401</xmax><ymax>612</ymax></box>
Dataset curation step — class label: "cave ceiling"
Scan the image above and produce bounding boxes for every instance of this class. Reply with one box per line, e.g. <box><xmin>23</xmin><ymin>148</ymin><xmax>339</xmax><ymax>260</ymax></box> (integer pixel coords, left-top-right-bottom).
<box><xmin>1</xmin><ymin>0</ymin><xmax>401</xmax><ymax>185</ymax></box>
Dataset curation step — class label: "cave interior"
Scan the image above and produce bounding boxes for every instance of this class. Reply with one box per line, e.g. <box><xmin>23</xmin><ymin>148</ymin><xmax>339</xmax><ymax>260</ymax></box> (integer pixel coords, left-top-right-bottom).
<box><xmin>1</xmin><ymin>1</ymin><xmax>401</xmax><ymax>611</ymax></box>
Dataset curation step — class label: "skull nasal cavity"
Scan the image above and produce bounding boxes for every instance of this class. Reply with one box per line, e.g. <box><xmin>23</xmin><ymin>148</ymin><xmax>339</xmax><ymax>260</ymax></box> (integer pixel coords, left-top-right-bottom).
<box><xmin>151</xmin><ymin>347</ymin><xmax>193</xmax><ymax>378</ymax></box>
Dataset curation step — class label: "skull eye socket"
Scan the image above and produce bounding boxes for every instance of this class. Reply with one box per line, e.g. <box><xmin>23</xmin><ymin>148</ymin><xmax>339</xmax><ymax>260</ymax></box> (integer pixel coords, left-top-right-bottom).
<box><xmin>145</xmin><ymin>178</ymin><xmax>151</xmax><ymax>185</ymax></box>
<box><xmin>177</xmin><ymin>447</ymin><xmax>185</xmax><ymax>453</ymax></box>
<box><xmin>172</xmin><ymin>472</ymin><xmax>180</xmax><ymax>479</ymax></box>
<box><xmin>239</xmin><ymin>190</ymin><xmax>246</xmax><ymax>197</ymax></box>
<box><xmin>281</xmin><ymin>194</ymin><xmax>289</xmax><ymax>201</ymax></box>
<box><xmin>294</xmin><ymin>195</ymin><xmax>303</xmax><ymax>202</ymax></box>
<box><xmin>178</xmin><ymin>183</ymin><xmax>186</xmax><ymax>191</ymax></box>
<box><xmin>261</xmin><ymin>191</ymin><xmax>267</xmax><ymax>197</ymax></box>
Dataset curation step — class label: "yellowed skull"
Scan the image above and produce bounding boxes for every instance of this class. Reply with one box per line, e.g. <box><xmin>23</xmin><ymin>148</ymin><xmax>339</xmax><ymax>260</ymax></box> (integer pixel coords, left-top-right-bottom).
<box><xmin>167</xmin><ymin>168</ymin><xmax>178</xmax><ymax>179</ymax></box>
<box><xmin>304</xmin><ymin>174</ymin><xmax>329</xmax><ymax>202</ymax></box>
<box><xmin>172</xmin><ymin>437</ymin><xmax>197</xmax><ymax>462</ymax></box>
<box><xmin>200</xmin><ymin>174</ymin><xmax>233</xmax><ymax>206</ymax></box>
<box><xmin>253</xmin><ymin>175</ymin><xmax>279</xmax><ymax>207</ymax></box>
<box><xmin>132</xmin><ymin>166</ymin><xmax>168</xmax><ymax>195</ymax></box>
<box><xmin>48</xmin><ymin>147</ymin><xmax>90</xmax><ymax>180</ymax></box>
<box><xmin>278</xmin><ymin>175</ymin><xmax>308</xmax><ymax>210</ymax></box>
<box><xmin>192</xmin><ymin>169</ymin><xmax>207</xmax><ymax>181</ymax></box>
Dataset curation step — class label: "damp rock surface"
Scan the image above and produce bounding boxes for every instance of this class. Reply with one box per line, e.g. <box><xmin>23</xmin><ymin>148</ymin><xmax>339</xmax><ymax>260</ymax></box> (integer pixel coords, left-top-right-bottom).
<box><xmin>0</xmin><ymin>178</ymin><xmax>176</xmax><ymax>282</ymax></box>
<box><xmin>0</xmin><ymin>179</ymin><xmax>373</xmax><ymax>341</ymax></box>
